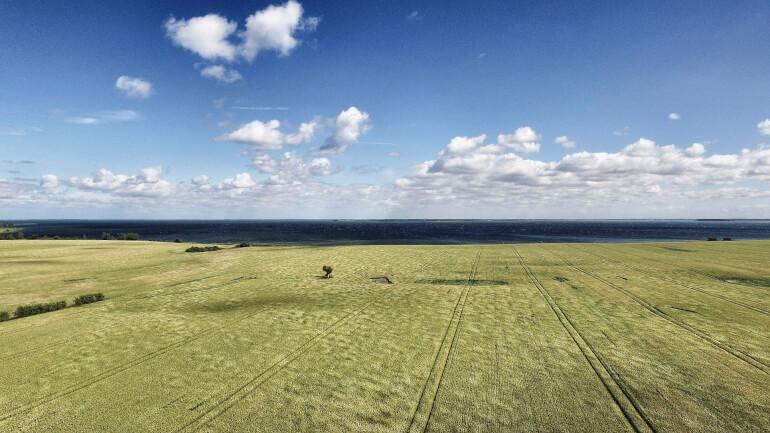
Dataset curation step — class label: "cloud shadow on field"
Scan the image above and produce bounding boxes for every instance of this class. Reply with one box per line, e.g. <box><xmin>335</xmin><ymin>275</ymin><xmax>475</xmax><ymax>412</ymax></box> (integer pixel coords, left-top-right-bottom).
<box><xmin>190</xmin><ymin>292</ymin><xmax>325</xmax><ymax>314</ymax></box>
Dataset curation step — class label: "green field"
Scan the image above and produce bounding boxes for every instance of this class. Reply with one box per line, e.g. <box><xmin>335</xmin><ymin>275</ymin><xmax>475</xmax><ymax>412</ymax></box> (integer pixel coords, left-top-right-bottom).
<box><xmin>1</xmin><ymin>240</ymin><xmax>769</xmax><ymax>432</ymax></box>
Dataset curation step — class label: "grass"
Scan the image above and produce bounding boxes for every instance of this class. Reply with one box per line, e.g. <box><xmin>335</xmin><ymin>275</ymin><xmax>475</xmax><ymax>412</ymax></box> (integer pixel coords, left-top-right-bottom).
<box><xmin>0</xmin><ymin>239</ymin><xmax>768</xmax><ymax>432</ymax></box>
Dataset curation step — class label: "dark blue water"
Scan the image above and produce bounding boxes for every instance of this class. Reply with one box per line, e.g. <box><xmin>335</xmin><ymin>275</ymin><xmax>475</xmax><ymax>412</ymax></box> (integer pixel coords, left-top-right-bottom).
<box><xmin>9</xmin><ymin>220</ymin><xmax>770</xmax><ymax>244</ymax></box>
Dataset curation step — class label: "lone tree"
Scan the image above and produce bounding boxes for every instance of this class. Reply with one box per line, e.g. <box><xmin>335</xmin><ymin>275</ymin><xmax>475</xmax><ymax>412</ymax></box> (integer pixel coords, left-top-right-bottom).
<box><xmin>322</xmin><ymin>265</ymin><xmax>333</xmax><ymax>278</ymax></box>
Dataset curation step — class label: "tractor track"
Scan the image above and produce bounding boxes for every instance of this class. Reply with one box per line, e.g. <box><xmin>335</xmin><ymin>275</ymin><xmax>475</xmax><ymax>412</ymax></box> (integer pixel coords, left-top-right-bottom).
<box><xmin>0</xmin><ymin>248</ymin><xmax>431</xmax><ymax>428</ymax></box>
<box><xmin>581</xmin><ymin>244</ymin><xmax>770</xmax><ymax>317</ymax></box>
<box><xmin>513</xmin><ymin>247</ymin><xmax>656</xmax><ymax>433</ymax></box>
<box><xmin>0</xmin><ymin>271</ymin><xmax>353</xmax><ymax>426</ymax></box>
<box><xmin>554</xmin><ymin>251</ymin><xmax>770</xmax><ymax>375</ymax></box>
<box><xmin>0</xmin><ymin>325</ymin><xmax>219</xmax><ymax>423</ymax></box>
<box><xmin>405</xmin><ymin>251</ymin><xmax>480</xmax><ymax>433</ymax></box>
<box><xmin>178</xmin><ymin>252</ymin><xmax>442</xmax><ymax>433</ymax></box>
<box><xmin>176</xmin><ymin>290</ymin><xmax>391</xmax><ymax>432</ymax></box>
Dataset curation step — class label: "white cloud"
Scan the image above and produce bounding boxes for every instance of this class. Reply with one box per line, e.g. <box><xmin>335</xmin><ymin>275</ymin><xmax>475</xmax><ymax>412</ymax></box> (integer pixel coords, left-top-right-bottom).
<box><xmin>222</xmin><ymin>172</ymin><xmax>256</xmax><ymax>189</ymax></box>
<box><xmin>164</xmin><ymin>1</ymin><xmax>319</xmax><ymax>64</ymax></box>
<box><xmin>115</xmin><ymin>76</ymin><xmax>153</xmax><ymax>99</ymax></box>
<box><xmin>758</xmin><ymin>118</ymin><xmax>770</xmax><ymax>136</ymax></box>
<box><xmin>12</xmin><ymin>134</ymin><xmax>770</xmax><ymax>218</ymax></box>
<box><xmin>446</xmin><ymin>135</ymin><xmax>486</xmax><ymax>154</ymax></box>
<box><xmin>220</xmin><ymin>118</ymin><xmax>319</xmax><ymax>149</ymax></box>
<box><xmin>394</xmin><ymin>135</ymin><xmax>770</xmax><ymax>215</ymax></box>
<box><xmin>613</xmin><ymin>126</ymin><xmax>630</xmax><ymax>136</ymax></box>
<box><xmin>497</xmin><ymin>126</ymin><xmax>541</xmax><ymax>153</ymax></box>
<box><xmin>685</xmin><ymin>142</ymin><xmax>706</xmax><ymax>157</ymax></box>
<box><xmin>68</xmin><ymin>167</ymin><xmax>174</xmax><ymax>197</ymax></box>
<box><xmin>200</xmin><ymin>65</ymin><xmax>243</xmax><ymax>83</ymax></box>
<box><xmin>192</xmin><ymin>175</ymin><xmax>210</xmax><ymax>186</ymax></box>
<box><xmin>240</xmin><ymin>0</ymin><xmax>318</xmax><ymax>60</ymax></box>
<box><xmin>285</xmin><ymin>120</ymin><xmax>320</xmax><ymax>145</ymax></box>
<box><xmin>40</xmin><ymin>174</ymin><xmax>59</xmax><ymax>188</ymax></box>
<box><xmin>66</xmin><ymin>110</ymin><xmax>138</xmax><ymax>125</ymax></box>
<box><xmin>221</xmin><ymin>119</ymin><xmax>284</xmax><ymax>149</ymax></box>
<box><xmin>555</xmin><ymin>135</ymin><xmax>576</xmax><ymax>149</ymax></box>
<box><xmin>233</xmin><ymin>106</ymin><xmax>289</xmax><ymax>111</ymax></box>
<box><xmin>387</xmin><ymin>151</ymin><xmax>401</xmax><ymax>157</ymax></box>
<box><xmin>406</xmin><ymin>11</ymin><xmax>423</xmax><ymax>21</ymax></box>
<box><xmin>251</xmin><ymin>152</ymin><xmax>335</xmax><ymax>181</ymax></box>
<box><xmin>164</xmin><ymin>14</ymin><xmax>238</xmax><ymax>61</ymax></box>
<box><xmin>138</xmin><ymin>166</ymin><xmax>163</xmax><ymax>183</ymax></box>
<box><xmin>668</xmin><ymin>112</ymin><xmax>681</xmax><ymax>120</ymax></box>
<box><xmin>0</xmin><ymin>126</ymin><xmax>42</xmax><ymax>136</ymax></box>
<box><xmin>318</xmin><ymin>106</ymin><xmax>371</xmax><ymax>155</ymax></box>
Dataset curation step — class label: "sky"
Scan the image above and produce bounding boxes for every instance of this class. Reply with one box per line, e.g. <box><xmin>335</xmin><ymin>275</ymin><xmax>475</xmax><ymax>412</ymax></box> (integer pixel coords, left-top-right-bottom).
<box><xmin>1</xmin><ymin>0</ymin><xmax>770</xmax><ymax>219</ymax></box>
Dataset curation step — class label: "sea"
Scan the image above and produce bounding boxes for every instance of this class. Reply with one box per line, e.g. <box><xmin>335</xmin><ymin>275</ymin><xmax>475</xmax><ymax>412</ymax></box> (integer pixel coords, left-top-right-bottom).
<box><xmin>8</xmin><ymin>220</ymin><xmax>770</xmax><ymax>244</ymax></box>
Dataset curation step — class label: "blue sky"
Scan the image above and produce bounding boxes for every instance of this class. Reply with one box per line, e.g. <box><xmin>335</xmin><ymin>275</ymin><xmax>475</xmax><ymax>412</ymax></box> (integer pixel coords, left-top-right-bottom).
<box><xmin>2</xmin><ymin>0</ymin><xmax>770</xmax><ymax>218</ymax></box>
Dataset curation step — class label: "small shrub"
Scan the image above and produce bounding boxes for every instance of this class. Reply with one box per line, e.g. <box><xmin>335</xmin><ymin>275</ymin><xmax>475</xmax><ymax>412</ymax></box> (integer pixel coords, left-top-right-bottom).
<box><xmin>101</xmin><ymin>232</ymin><xmax>114</xmax><ymax>240</ymax></box>
<box><xmin>73</xmin><ymin>293</ymin><xmax>105</xmax><ymax>306</ymax></box>
<box><xmin>707</xmin><ymin>237</ymin><xmax>717</xmax><ymax>241</ymax></box>
<box><xmin>323</xmin><ymin>265</ymin><xmax>333</xmax><ymax>278</ymax></box>
<box><xmin>53</xmin><ymin>235</ymin><xmax>60</xmax><ymax>240</ymax></box>
<box><xmin>234</xmin><ymin>243</ymin><xmax>250</xmax><ymax>248</ymax></box>
<box><xmin>0</xmin><ymin>311</ymin><xmax>9</xmax><ymax>322</ymax></box>
<box><xmin>14</xmin><ymin>300</ymin><xmax>67</xmax><ymax>318</ymax></box>
<box><xmin>185</xmin><ymin>246</ymin><xmax>222</xmax><ymax>253</ymax></box>
<box><xmin>173</xmin><ymin>239</ymin><xmax>182</xmax><ymax>243</ymax></box>
<box><xmin>723</xmin><ymin>237</ymin><xmax>732</xmax><ymax>241</ymax></box>
<box><xmin>118</xmin><ymin>232</ymin><xmax>140</xmax><ymax>241</ymax></box>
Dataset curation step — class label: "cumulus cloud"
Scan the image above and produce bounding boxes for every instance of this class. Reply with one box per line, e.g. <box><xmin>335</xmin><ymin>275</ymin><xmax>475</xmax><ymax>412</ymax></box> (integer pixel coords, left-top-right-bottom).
<box><xmin>220</xmin><ymin>118</ymin><xmax>319</xmax><ymax>149</ymax></box>
<box><xmin>3</xmin><ymin>164</ymin><xmax>387</xmax><ymax>218</ymax></box>
<box><xmin>115</xmin><ymin>76</ymin><xmax>153</xmax><ymax>99</ymax></box>
<box><xmin>222</xmin><ymin>172</ymin><xmax>256</xmax><ymax>189</ymax></box>
<box><xmin>555</xmin><ymin>135</ymin><xmax>576</xmax><ymax>149</ymax></box>
<box><xmin>685</xmin><ymin>142</ymin><xmax>706</xmax><ymax>157</ymax></box>
<box><xmin>164</xmin><ymin>1</ymin><xmax>318</xmax><ymax>65</ymax></box>
<box><xmin>318</xmin><ymin>106</ymin><xmax>371</xmax><ymax>155</ymax></box>
<box><xmin>68</xmin><ymin>167</ymin><xmax>174</xmax><ymax>197</ymax></box>
<box><xmin>758</xmin><ymin>118</ymin><xmax>770</xmax><ymax>136</ymax></box>
<box><xmin>40</xmin><ymin>174</ymin><xmax>59</xmax><ymax>188</ymax></box>
<box><xmin>192</xmin><ymin>175</ymin><xmax>210</xmax><ymax>186</ymax></box>
<box><xmin>200</xmin><ymin>65</ymin><xmax>242</xmax><ymax>83</ymax></box>
<box><xmin>66</xmin><ymin>110</ymin><xmax>138</xmax><ymax>125</ymax></box>
<box><xmin>11</xmin><ymin>133</ymin><xmax>770</xmax><ymax>218</ymax></box>
<box><xmin>251</xmin><ymin>152</ymin><xmax>335</xmax><ymax>182</ymax></box>
<box><xmin>668</xmin><ymin>112</ymin><xmax>681</xmax><ymax>120</ymax></box>
<box><xmin>240</xmin><ymin>0</ymin><xmax>318</xmax><ymax>60</ymax></box>
<box><xmin>497</xmin><ymin>126</ymin><xmax>541</xmax><ymax>153</ymax></box>
<box><xmin>394</xmin><ymin>135</ymin><xmax>770</xmax><ymax>214</ymax></box>
<box><xmin>164</xmin><ymin>14</ymin><xmax>238</xmax><ymax>61</ymax></box>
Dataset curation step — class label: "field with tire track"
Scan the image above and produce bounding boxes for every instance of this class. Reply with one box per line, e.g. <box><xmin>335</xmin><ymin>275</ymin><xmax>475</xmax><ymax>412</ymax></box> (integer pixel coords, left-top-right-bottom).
<box><xmin>1</xmin><ymin>240</ymin><xmax>769</xmax><ymax>432</ymax></box>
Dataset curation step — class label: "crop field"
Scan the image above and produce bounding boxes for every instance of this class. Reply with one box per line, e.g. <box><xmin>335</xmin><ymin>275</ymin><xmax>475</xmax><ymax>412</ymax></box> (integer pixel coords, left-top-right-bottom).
<box><xmin>1</xmin><ymin>240</ymin><xmax>769</xmax><ymax>432</ymax></box>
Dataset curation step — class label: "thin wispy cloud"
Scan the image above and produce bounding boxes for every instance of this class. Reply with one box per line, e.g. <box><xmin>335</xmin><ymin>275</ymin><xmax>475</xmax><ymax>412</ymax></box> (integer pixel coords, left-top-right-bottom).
<box><xmin>406</xmin><ymin>11</ymin><xmax>423</xmax><ymax>21</ymax></box>
<box><xmin>66</xmin><ymin>110</ymin><xmax>139</xmax><ymax>125</ymax></box>
<box><xmin>200</xmin><ymin>65</ymin><xmax>242</xmax><ymax>83</ymax></box>
<box><xmin>232</xmin><ymin>106</ymin><xmax>290</xmax><ymax>111</ymax></box>
<box><xmin>554</xmin><ymin>135</ymin><xmax>576</xmax><ymax>149</ymax></box>
<box><xmin>2</xmin><ymin>160</ymin><xmax>35</xmax><ymax>165</ymax></box>
<box><xmin>613</xmin><ymin>126</ymin><xmax>630</xmax><ymax>136</ymax></box>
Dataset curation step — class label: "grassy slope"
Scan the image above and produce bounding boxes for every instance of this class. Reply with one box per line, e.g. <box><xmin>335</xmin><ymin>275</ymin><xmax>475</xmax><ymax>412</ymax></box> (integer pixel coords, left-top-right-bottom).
<box><xmin>0</xmin><ymin>240</ymin><xmax>768</xmax><ymax>432</ymax></box>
